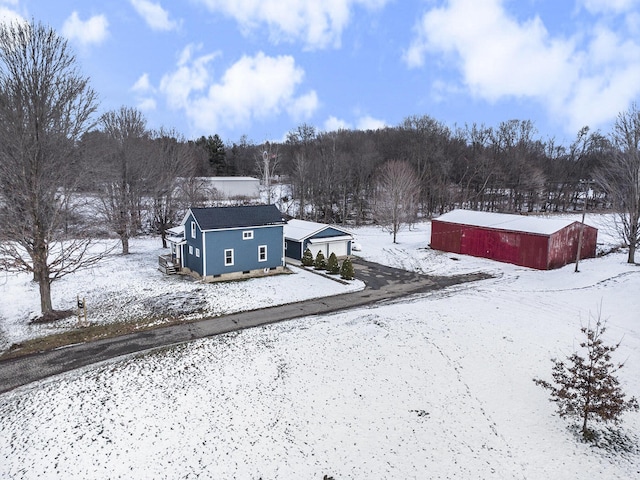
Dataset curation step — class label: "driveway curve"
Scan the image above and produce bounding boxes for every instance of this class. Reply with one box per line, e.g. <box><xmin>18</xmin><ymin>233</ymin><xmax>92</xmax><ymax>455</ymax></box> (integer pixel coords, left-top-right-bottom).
<box><xmin>0</xmin><ymin>259</ymin><xmax>491</xmax><ymax>394</ymax></box>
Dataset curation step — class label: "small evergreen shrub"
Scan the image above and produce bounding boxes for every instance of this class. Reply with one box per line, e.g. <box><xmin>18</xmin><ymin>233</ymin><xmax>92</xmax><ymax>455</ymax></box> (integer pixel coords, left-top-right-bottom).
<box><xmin>340</xmin><ymin>257</ymin><xmax>354</xmax><ymax>280</ymax></box>
<box><xmin>301</xmin><ymin>248</ymin><xmax>314</xmax><ymax>267</ymax></box>
<box><xmin>327</xmin><ymin>252</ymin><xmax>340</xmax><ymax>274</ymax></box>
<box><xmin>314</xmin><ymin>251</ymin><xmax>326</xmax><ymax>270</ymax></box>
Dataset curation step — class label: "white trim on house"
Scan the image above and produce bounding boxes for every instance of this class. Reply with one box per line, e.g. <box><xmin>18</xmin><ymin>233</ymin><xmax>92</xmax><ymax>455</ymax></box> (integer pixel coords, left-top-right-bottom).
<box><xmin>224</xmin><ymin>248</ymin><xmax>234</xmax><ymax>266</ymax></box>
<box><xmin>243</xmin><ymin>230</ymin><xmax>254</xmax><ymax>240</ymax></box>
<box><xmin>307</xmin><ymin>235</ymin><xmax>353</xmax><ymax>244</ymax></box>
<box><xmin>202</xmin><ymin>231</ymin><xmax>207</xmax><ymax>277</ymax></box>
<box><xmin>258</xmin><ymin>245</ymin><xmax>267</xmax><ymax>262</ymax></box>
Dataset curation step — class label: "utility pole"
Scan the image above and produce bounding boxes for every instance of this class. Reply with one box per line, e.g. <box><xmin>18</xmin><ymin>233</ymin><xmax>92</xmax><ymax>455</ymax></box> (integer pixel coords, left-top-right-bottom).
<box><xmin>574</xmin><ymin>180</ymin><xmax>591</xmax><ymax>273</ymax></box>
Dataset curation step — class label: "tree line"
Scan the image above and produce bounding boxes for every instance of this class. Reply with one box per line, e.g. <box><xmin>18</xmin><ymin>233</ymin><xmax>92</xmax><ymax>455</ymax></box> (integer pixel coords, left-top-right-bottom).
<box><xmin>1</xmin><ymin>20</ymin><xmax>639</xmax><ymax>319</ymax></box>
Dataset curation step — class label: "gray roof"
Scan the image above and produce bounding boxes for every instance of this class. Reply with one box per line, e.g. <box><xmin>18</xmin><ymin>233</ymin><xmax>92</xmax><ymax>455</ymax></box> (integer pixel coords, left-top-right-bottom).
<box><xmin>189</xmin><ymin>205</ymin><xmax>285</xmax><ymax>231</ymax></box>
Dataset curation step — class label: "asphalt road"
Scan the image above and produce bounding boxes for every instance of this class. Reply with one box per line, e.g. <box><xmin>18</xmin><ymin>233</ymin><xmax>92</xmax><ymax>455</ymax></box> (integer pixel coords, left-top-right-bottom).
<box><xmin>0</xmin><ymin>259</ymin><xmax>491</xmax><ymax>394</ymax></box>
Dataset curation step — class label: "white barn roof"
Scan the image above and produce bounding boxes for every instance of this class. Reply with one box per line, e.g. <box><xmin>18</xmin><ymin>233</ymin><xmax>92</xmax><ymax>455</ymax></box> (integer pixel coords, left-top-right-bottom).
<box><xmin>284</xmin><ymin>219</ymin><xmax>353</xmax><ymax>242</ymax></box>
<box><xmin>435</xmin><ymin>209</ymin><xmax>577</xmax><ymax>236</ymax></box>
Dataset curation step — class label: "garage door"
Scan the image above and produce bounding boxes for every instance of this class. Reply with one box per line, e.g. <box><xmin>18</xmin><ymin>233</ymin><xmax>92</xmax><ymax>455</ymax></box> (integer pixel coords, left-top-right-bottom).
<box><xmin>327</xmin><ymin>240</ymin><xmax>347</xmax><ymax>257</ymax></box>
<box><xmin>308</xmin><ymin>239</ymin><xmax>348</xmax><ymax>258</ymax></box>
<box><xmin>308</xmin><ymin>242</ymin><xmax>325</xmax><ymax>259</ymax></box>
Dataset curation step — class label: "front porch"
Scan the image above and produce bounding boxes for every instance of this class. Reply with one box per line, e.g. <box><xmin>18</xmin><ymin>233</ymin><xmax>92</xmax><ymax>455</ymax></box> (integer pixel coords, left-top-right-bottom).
<box><xmin>158</xmin><ymin>254</ymin><xmax>180</xmax><ymax>275</ymax></box>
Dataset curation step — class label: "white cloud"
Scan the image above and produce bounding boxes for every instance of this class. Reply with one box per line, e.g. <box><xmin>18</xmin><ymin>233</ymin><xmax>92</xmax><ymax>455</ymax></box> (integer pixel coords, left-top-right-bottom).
<box><xmin>580</xmin><ymin>0</ymin><xmax>639</xmax><ymax>14</ymax></box>
<box><xmin>0</xmin><ymin>5</ymin><xmax>23</xmax><ymax>25</ymax></box>
<box><xmin>404</xmin><ymin>0</ymin><xmax>640</xmax><ymax>133</ymax></box>
<box><xmin>130</xmin><ymin>0</ymin><xmax>180</xmax><ymax>31</ymax></box>
<box><xmin>137</xmin><ymin>97</ymin><xmax>157</xmax><ymax>111</ymax></box>
<box><xmin>324</xmin><ymin>115</ymin><xmax>351</xmax><ymax>132</ymax></box>
<box><xmin>62</xmin><ymin>11</ymin><xmax>109</xmax><ymax>47</ymax></box>
<box><xmin>287</xmin><ymin>91</ymin><xmax>319</xmax><ymax>120</ymax></box>
<box><xmin>132</xmin><ymin>73</ymin><xmax>153</xmax><ymax>93</ymax></box>
<box><xmin>356</xmin><ymin>115</ymin><xmax>385</xmax><ymax>131</ymax></box>
<box><xmin>131</xmin><ymin>73</ymin><xmax>157</xmax><ymax>111</ymax></box>
<box><xmin>195</xmin><ymin>0</ymin><xmax>389</xmax><ymax>49</ymax></box>
<box><xmin>158</xmin><ymin>49</ymin><xmax>318</xmax><ymax>134</ymax></box>
<box><xmin>323</xmin><ymin>114</ymin><xmax>385</xmax><ymax>132</ymax></box>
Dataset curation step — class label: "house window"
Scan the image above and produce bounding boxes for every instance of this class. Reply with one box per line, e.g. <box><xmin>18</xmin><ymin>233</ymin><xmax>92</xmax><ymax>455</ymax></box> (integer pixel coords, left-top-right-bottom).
<box><xmin>189</xmin><ymin>245</ymin><xmax>193</xmax><ymax>255</ymax></box>
<box><xmin>195</xmin><ymin>248</ymin><xmax>200</xmax><ymax>258</ymax></box>
<box><xmin>224</xmin><ymin>249</ymin><xmax>234</xmax><ymax>266</ymax></box>
<box><xmin>258</xmin><ymin>245</ymin><xmax>267</xmax><ymax>262</ymax></box>
<box><xmin>242</xmin><ymin>230</ymin><xmax>254</xmax><ymax>240</ymax></box>
<box><xmin>191</xmin><ymin>221</ymin><xmax>196</xmax><ymax>239</ymax></box>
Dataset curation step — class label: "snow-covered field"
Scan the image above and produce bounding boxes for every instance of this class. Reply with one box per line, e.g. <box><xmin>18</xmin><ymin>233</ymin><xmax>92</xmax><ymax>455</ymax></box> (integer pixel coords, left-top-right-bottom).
<box><xmin>0</xmin><ymin>239</ymin><xmax>364</xmax><ymax>352</ymax></box>
<box><xmin>1</xmin><ymin>214</ymin><xmax>639</xmax><ymax>479</ymax></box>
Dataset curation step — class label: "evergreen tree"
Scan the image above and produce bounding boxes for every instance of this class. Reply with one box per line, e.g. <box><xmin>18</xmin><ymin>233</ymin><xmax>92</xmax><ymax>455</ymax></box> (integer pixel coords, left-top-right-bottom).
<box><xmin>340</xmin><ymin>257</ymin><xmax>355</xmax><ymax>280</ymax></box>
<box><xmin>314</xmin><ymin>251</ymin><xmax>326</xmax><ymax>270</ymax></box>
<box><xmin>195</xmin><ymin>134</ymin><xmax>229</xmax><ymax>175</ymax></box>
<box><xmin>301</xmin><ymin>248</ymin><xmax>314</xmax><ymax>267</ymax></box>
<box><xmin>534</xmin><ymin>316</ymin><xmax>639</xmax><ymax>440</ymax></box>
<box><xmin>326</xmin><ymin>252</ymin><xmax>340</xmax><ymax>274</ymax></box>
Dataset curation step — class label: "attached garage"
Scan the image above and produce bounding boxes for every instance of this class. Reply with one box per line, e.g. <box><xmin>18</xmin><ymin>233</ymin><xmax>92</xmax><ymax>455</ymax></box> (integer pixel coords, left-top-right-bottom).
<box><xmin>430</xmin><ymin>209</ymin><xmax>598</xmax><ymax>270</ymax></box>
<box><xmin>284</xmin><ymin>219</ymin><xmax>354</xmax><ymax>261</ymax></box>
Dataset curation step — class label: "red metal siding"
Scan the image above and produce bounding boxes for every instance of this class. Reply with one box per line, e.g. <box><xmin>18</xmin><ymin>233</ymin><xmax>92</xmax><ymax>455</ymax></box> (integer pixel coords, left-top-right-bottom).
<box><xmin>459</xmin><ymin>226</ymin><xmax>549</xmax><ymax>269</ymax></box>
<box><xmin>430</xmin><ymin>220</ymin><xmax>463</xmax><ymax>253</ymax></box>
<box><xmin>431</xmin><ymin>219</ymin><xmax>598</xmax><ymax>270</ymax></box>
<box><xmin>547</xmin><ymin>222</ymin><xmax>598</xmax><ymax>269</ymax></box>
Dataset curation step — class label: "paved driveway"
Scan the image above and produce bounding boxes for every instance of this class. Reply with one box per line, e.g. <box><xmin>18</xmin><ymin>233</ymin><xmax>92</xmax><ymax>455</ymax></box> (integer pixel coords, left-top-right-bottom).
<box><xmin>0</xmin><ymin>259</ymin><xmax>491</xmax><ymax>393</ymax></box>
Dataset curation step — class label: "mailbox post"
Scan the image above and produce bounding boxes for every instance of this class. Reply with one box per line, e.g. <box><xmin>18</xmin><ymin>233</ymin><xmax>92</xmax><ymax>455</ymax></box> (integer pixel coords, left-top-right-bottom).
<box><xmin>77</xmin><ymin>295</ymin><xmax>87</xmax><ymax>326</ymax></box>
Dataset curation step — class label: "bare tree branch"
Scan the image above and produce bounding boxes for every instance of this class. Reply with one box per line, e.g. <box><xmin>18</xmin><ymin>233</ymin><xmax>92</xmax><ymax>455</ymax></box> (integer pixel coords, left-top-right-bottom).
<box><xmin>0</xmin><ymin>20</ymin><xmax>100</xmax><ymax>315</ymax></box>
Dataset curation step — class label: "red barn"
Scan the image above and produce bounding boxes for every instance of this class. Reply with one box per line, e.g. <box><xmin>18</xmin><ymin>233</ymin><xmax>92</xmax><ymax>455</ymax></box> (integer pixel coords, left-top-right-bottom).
<box><xmin>430</xmin><ymin>210</ymin><xmax>598</xmax><ymax>270</ymax></box>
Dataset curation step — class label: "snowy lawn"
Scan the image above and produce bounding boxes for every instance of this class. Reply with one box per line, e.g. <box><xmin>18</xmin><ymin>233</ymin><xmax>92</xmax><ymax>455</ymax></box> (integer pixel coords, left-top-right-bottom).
<box><xmin>0</xmin><ymin>238</ymin><xmax>364</xmax><ymax>352</ymax></box>
<box><xmin>1</xmin><ymin>214</ymin><xmax>639</xmax><ymax>479</ymax></box>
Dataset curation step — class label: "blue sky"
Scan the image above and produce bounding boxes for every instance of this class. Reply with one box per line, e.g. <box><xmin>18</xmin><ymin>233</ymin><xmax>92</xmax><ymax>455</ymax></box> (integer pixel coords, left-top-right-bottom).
<box><xmin>4</xmin><ymin>0</ymin><xmax>640</xmax><ymax>145</ymax></box>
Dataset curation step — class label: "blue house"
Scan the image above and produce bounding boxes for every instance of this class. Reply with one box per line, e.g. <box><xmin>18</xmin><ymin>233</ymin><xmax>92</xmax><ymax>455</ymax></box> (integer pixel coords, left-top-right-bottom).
<box><xmin>172</xmin><ymin>205</ymin><xmax>286</xmax><ymax>282</ymax></box>
<box><xmin>284</xmin><ymin>219</ymin><xmax>354</xmax><ymax>261</ymax></box>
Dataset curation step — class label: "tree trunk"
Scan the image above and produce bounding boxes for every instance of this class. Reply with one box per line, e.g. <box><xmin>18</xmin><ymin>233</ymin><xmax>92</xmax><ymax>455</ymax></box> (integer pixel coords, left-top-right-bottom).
<box><xmin>38</xmin><ymin>275</ymin><xmax>53</xmax><ymax>315</ymax></box>
<box><xmin>121</xmin><ymin>234</ymin><xmax>130</xmax><ymax>255</ymax></box>
<box><xmin>628</xmin><ymin>243</ymin><xmax>636</xmax><ymax>264</ymax></box>
<box><xmin>33</xmin><ymin>244</ymin><xmax>53</xmax><ymax>314</ymax></box>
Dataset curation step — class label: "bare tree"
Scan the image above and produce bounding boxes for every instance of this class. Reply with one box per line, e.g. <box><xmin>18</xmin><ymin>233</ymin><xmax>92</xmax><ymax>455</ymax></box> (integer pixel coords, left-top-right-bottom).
<box><xmin>0</xmin><ymin>20</ymin><xmax>110</xmax><ymax>318</ymax></box>
<box><xmin>94</xmin><ymin>107</ymin><xmax>150</xmax><ymax>254</ymax></box>
<box><xmin>374</xmin><ymin>160</ymin><xmax>420</xmax><ymax>243</ymax></box>
<box><xmin>286</xmin><ymin>124</ymin><xmax>317</xmax><ymax>219</ymax></box>
<box><xmin>596</xmin><ymin>104</ymin><xmax>640</xmax><ymax>263</ymax></box>
<box><xmin>149</xmin><ymin>128</ymin><xmax>198</xmax><ymax>248</ymax></box>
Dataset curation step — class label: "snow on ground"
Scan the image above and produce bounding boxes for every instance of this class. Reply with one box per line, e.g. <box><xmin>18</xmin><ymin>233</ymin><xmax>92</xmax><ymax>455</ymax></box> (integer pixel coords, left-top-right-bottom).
<box><xmin>1</xmin><ymin>214</ymin><xmax>640</xmax><ymax>479</ymax></box>
<box><xmin>0</xmin><ymin>238</ymin><xmax>364</xmax><ymax>351</ymax></box>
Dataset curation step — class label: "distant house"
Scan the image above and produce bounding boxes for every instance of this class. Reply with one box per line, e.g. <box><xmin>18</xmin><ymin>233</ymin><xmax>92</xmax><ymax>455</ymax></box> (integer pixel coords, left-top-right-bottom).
<box><xmin>430</xmin><ymin>209</ymin><xmax>597</xmax><ymax>270</ymax></box>
<box><xmin>166</xmin><ymin>205</ymin><xmax>286</xmax><ymax>281</ymax></box>
<box><xmin>284</xmin><ymin>219</ymin><xmax>354</xmax><ymax>261</ymax></box>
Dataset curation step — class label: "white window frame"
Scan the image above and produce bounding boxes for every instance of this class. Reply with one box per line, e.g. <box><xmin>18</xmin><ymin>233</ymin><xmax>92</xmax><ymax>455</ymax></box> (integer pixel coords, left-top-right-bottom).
<box><xmin>191</xmin><ymin>221</ymin><xmax>196</xmax><ymax>239</ymax></box>
<box><xmin>189</xmin><ymin>245</ymin><xmax>193</xmax><ymax>255</ymax></box>
<box><xmin>242</xmin><ymin>230</ymin><xmax>254</xmax><ymax>240</ymax></box>
<box><xmin>258</xmin><ymin>245</ymin><xmax>267</xmax><ymax>262</ymax></box>
<box><xmin>224</xmin><ymin>248</ymin><xmax>234</xmax><ymax>266</ymax></box>
<box><xmin>195</xmin><ymin>248</ymin><xmax>200</xmax><ymax>258</ymax></box>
